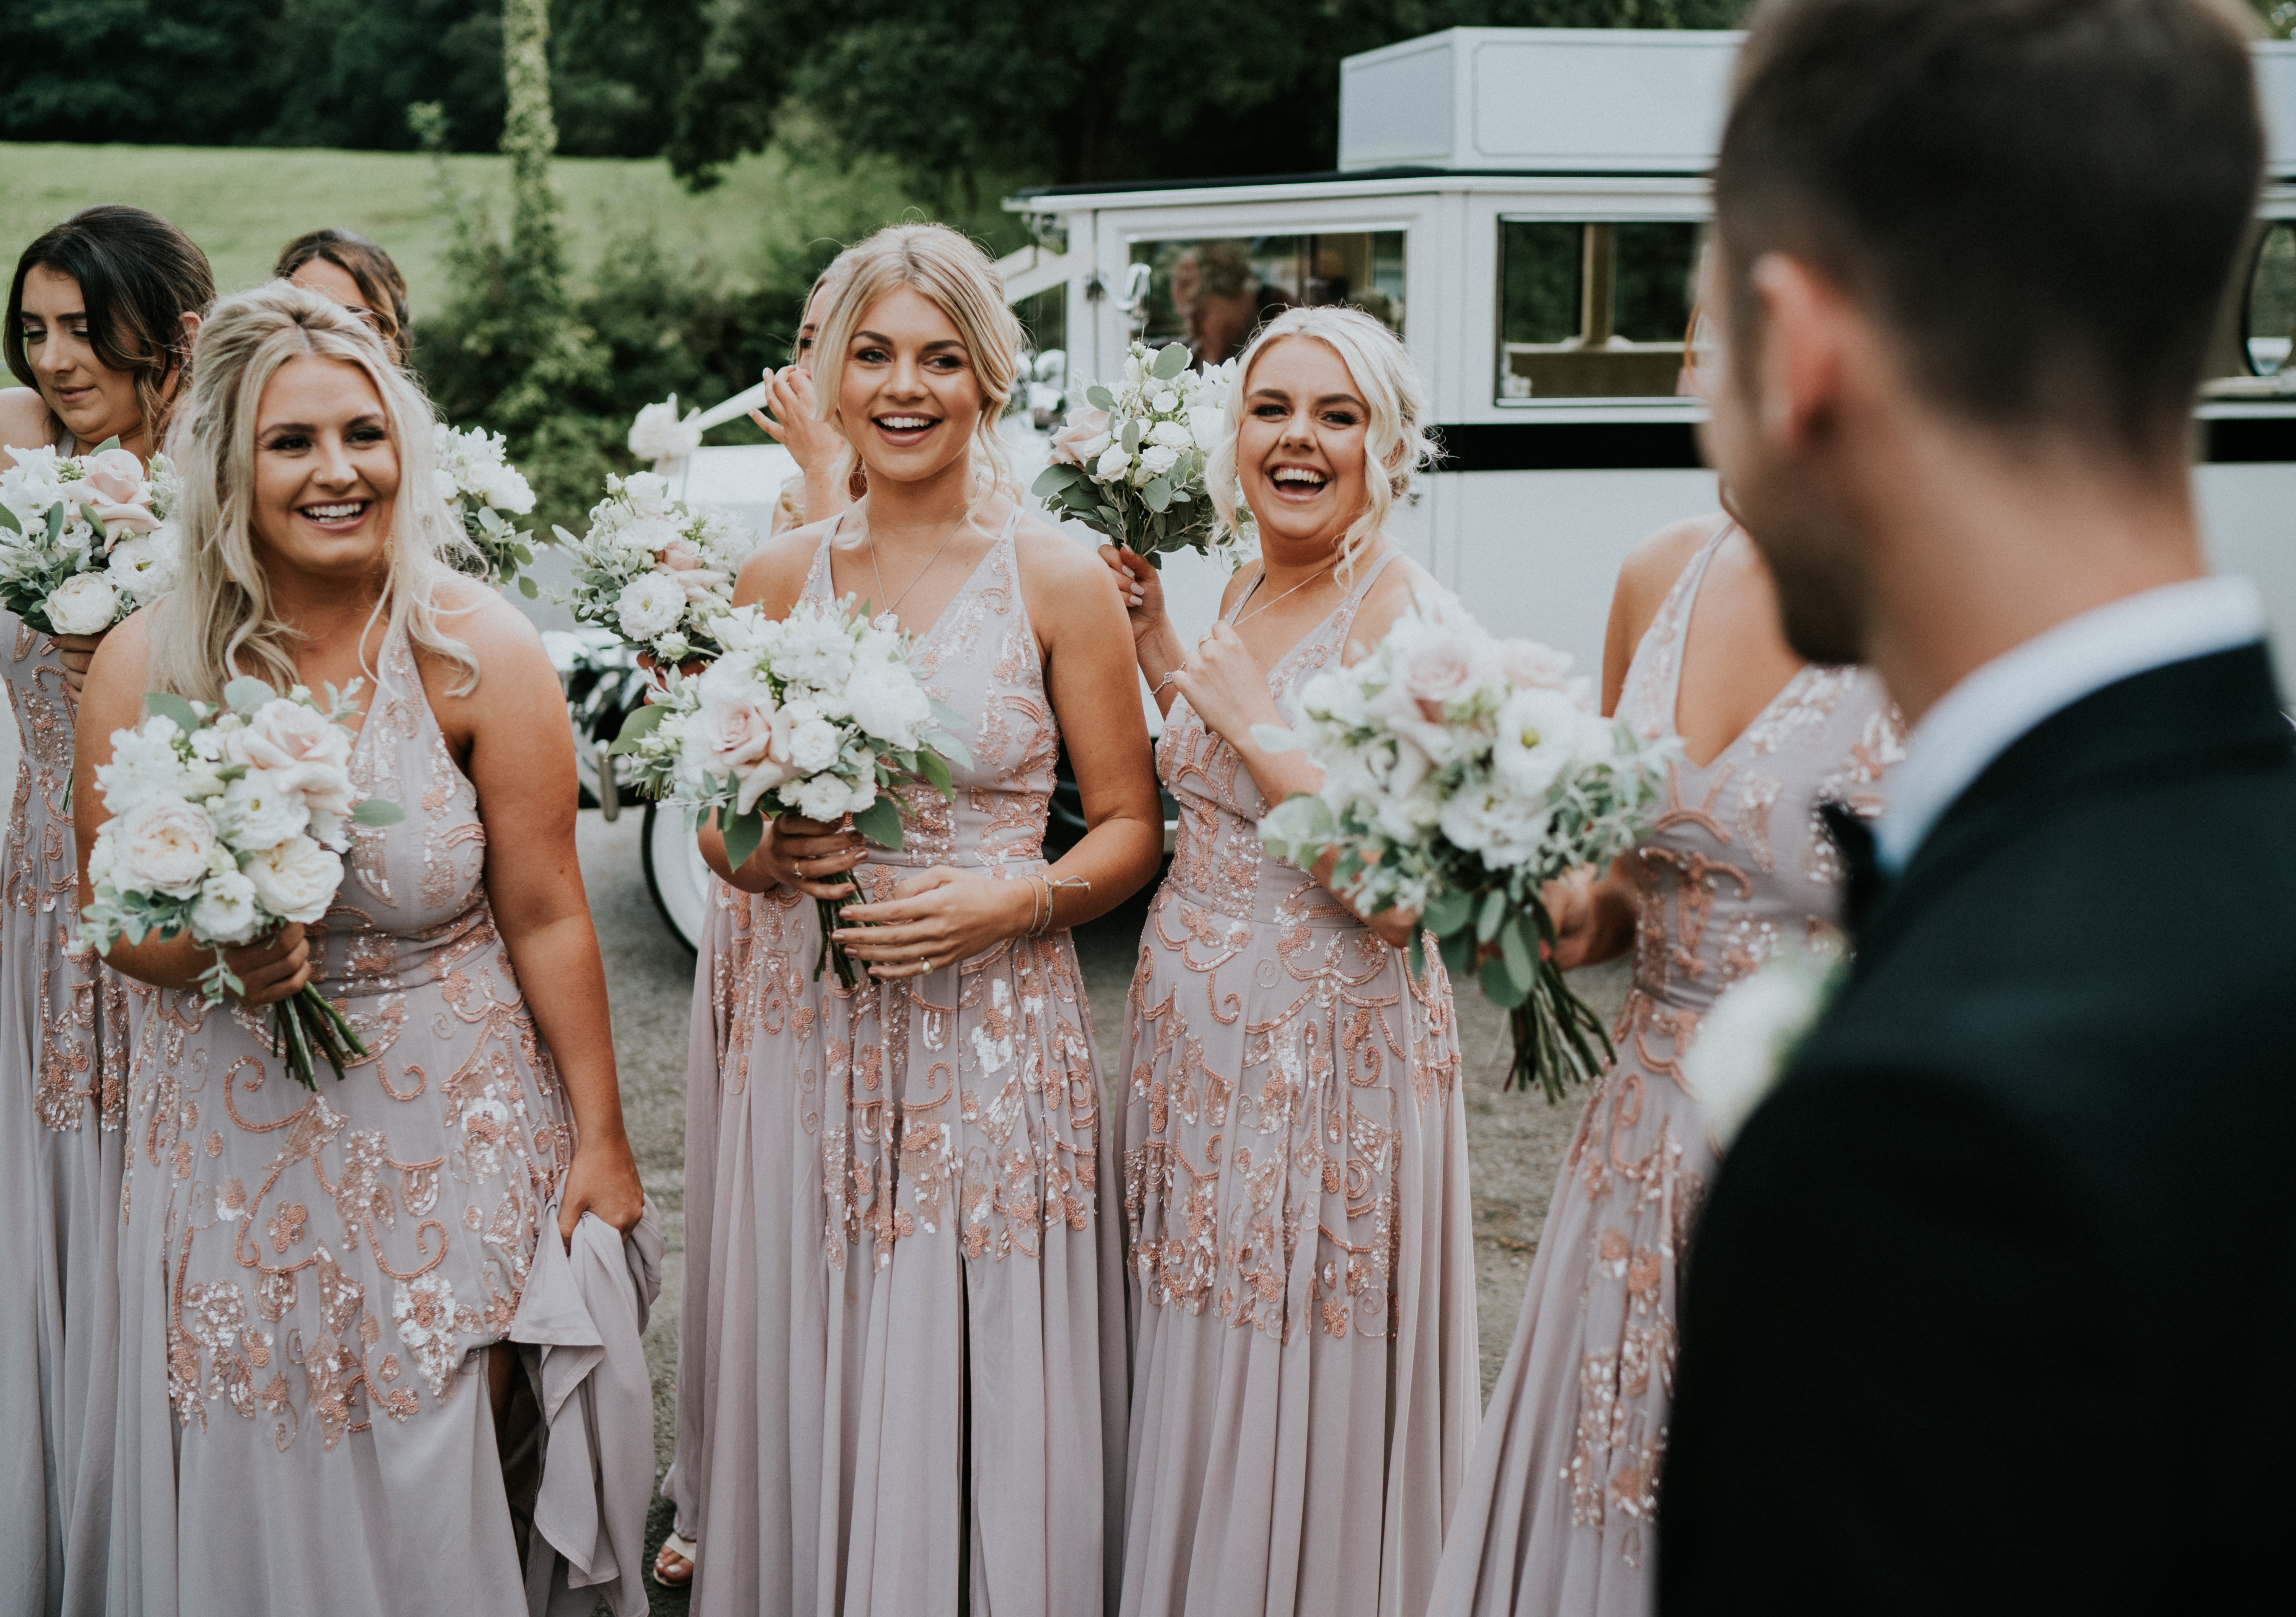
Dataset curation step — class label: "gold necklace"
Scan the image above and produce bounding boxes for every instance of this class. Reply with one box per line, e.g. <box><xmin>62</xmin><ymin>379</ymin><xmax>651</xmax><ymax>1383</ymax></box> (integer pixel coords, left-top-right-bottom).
<box><xmin>1231</xmin><ymin>557</ymin><xmax>1339</xmax><ymax>630</ymax></box>
<box><xmin>865</xmin><ymin>516</ymin><xmax>957</xmax><ymax>622</ymax></box>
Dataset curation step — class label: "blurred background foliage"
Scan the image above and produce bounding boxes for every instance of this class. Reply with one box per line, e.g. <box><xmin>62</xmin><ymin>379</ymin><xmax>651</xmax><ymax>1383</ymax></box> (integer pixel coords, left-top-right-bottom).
<box><xmin>9</xmin><ymin>0</ymin><xmax>2281</xmax><ymax>529</ymax></box>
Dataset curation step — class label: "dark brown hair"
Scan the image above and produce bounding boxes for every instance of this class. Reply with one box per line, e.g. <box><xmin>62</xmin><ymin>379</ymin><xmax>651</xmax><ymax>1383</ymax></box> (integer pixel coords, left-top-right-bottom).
<box><xmin>6</xmin><ymin>204</ymin><xmax>216</xmax><ymax>447</ymax></box>
<box><xmin>1716</xmin><ymin>0</ymin><xmax>2263</xmax><ymax>456</ymax></box>
<box><xmin>272</xmin><ymin>228</ymin><xmax>412</xmax><ymax>365</ymax></box>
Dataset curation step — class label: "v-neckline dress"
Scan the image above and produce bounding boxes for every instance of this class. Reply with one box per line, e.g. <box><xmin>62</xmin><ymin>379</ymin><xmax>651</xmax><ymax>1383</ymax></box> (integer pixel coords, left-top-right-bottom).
<box><xmin>1429</xmin><ymin>522</ymin><xmax>1902</xmax><ymax>1617</ymax></box>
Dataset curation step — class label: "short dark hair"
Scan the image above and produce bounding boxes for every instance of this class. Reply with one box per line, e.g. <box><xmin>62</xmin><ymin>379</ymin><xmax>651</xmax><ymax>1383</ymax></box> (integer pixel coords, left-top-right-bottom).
<box><xmin>1716</xmin><ymin>0</ymin><xmax>2263</xmax><ymax>456</ymax></box>
<box><xmin>7</xmin><ymin>204</ymin><xmax>216</xmax><ymax>445</ymax></box>
<box><xmin>273</xmin><ymin>228</ymin><xmax>413</xmax><ymax>365</ymax></box>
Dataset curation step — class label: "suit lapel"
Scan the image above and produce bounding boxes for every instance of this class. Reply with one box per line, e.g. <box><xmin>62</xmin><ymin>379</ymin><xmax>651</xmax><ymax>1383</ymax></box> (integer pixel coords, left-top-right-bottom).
<box><xmin>1849</xmin><ymin>644</ymin><xmax>2290</xmax><ymax>972</ymax></box>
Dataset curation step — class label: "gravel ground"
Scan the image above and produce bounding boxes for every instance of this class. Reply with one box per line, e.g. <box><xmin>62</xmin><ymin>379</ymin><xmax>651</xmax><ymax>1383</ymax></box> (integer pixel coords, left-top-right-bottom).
<box><xmin>576</xmin><ymin>808</ymin><xmax>1624</xmax><ymax>1609</ymax></box>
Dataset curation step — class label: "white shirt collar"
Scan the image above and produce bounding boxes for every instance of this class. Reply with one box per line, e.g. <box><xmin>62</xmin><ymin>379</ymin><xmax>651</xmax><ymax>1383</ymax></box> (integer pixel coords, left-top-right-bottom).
<box><xmin>1875</xmin><ymin>575</ymin><xmax>2268</xmax><ymax>872</ymax></box>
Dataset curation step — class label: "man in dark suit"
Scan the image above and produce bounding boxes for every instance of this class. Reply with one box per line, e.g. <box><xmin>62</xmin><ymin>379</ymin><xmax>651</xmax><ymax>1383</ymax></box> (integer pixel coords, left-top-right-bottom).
<box><xmin>1660</xmin><ymin>0</ymin><xmax>2293</xmax><ymax>1609</ymax></box>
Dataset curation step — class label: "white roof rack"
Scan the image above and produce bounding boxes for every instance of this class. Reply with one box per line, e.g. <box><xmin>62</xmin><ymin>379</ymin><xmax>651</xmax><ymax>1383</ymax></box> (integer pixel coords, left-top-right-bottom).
<box><xmin>1339</xmin><ymin>28</ymin><xmax>2296</xmax><ymax>179</ymax></box>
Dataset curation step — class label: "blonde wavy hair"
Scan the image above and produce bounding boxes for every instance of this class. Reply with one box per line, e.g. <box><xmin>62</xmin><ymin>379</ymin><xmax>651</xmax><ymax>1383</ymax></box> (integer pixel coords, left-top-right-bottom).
<box><xmin>807</xmin><ymin>223</ymin><xmax>1022</xmax><ymax>512</ymax></box>
<box><xmin>1208</xmin><ymin>306</ymin><xmax>1436</xmax><ymax>587</ymax></box>
<box><xmin>148</xmin><ymin>281</ymin><xmax>476</xmax><ymax>701</ymax></box>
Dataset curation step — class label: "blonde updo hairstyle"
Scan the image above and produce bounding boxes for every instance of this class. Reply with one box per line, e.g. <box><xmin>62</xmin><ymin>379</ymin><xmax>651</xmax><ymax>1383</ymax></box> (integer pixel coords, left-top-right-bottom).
<box><xmin>148</xmin><ymin>280</ymin><xmax>477</xmax><ymax>702</ymax></box>
<box><xmin>1207</xmin><ymin>306</ymin><xmax>1436</xmax><ymax>586</ymax></box>
<box><xmin>807</xmin><ymin>223</ymin><xmax>1023</xmax><ymax>515</ymax></box>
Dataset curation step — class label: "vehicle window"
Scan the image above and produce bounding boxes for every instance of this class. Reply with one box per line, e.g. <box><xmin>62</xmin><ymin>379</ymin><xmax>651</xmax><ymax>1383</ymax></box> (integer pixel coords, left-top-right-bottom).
<box><xmin>1496</xmin><ymin>220</ymin><xmax>1700</xmax><ymax>402</ymax></box>
<box><xmin>1126</xmin><ymin>232</ymin><xmax>1405</xmax><ymax>366</ymax></box>
<box><xmin>2225</xmin><ymin>221</ymin><xmax>2296</xmax><ymax>390</ymax></box>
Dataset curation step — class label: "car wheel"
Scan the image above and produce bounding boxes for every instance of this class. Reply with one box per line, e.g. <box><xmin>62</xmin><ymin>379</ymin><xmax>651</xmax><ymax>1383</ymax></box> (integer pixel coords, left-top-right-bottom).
<box><xmin>640</xmin><ymin>801</ymin><xmax>710</xmax><ymax>952</ymax></box>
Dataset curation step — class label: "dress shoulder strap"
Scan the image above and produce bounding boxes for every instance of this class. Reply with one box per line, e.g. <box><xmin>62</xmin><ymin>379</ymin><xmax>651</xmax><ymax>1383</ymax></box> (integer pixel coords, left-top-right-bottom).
<box><xmin>1332</xmin><ymin>548</ymin><xmax>1405</xmax><ymax>644</ymax></box>
<box><xmin>1619</xmin><ymin>516</ymin><xmax>1733</xmax><ymax>738</ymax></box>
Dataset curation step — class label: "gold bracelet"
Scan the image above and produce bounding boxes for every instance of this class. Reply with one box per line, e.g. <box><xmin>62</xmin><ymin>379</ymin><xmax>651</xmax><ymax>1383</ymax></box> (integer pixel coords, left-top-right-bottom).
<box><xmin>1031</xmin><ymin>875</ymin><xmax>1090</xmax><ymax>939</ymax></box>
<box><xmin>1027</xmin><ymin>874</ymin><xmax>1054</xmax><ymax>938</ymax></box>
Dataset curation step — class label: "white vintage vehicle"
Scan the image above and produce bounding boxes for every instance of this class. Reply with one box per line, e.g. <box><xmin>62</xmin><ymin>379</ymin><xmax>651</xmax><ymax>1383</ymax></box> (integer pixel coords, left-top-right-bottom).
<box><xmin>604</xmin><ymin>26</ymin><xmax>2296</xmax><ymax>948</ymax></box>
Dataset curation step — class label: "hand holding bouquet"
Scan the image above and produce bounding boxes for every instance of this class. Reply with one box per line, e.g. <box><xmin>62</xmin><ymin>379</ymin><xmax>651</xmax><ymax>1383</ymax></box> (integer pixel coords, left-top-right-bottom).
<box><xmin>610</xmin><ymin>595</ymin><xmax>973</xmax><ymax>985</ymax></box>
<box><xmin>80</xmin><ymin>679</ymin><xmax>406</xmax><ymax>1088</ymax></box>
<box><xmin>434</xmin><ymin>423</ymin><xmax>539</xmax><ymax>596</ymax></box>
<box><xmin>1032</xmin><ymin>341</ymin><xmax>1255</xmax><ymax>566</ymax></box>
<box><xmin>0</xmin><ymin>438</ymin><xmax>181</xmax><ymax>636</ymax></box>
<box><xmin>1257</xmin><ymin>594</ymin><xmax>1673</xmax><ymax>1101</ymax></box>
<box><xmin>549</xmin><ymin>472</ymin><xmax>754</xmax><ymax>667</ymax></box>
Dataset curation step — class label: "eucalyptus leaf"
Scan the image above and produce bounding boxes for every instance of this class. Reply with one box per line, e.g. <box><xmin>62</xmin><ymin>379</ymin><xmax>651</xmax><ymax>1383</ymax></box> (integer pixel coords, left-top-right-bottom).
<box><xmin>1481</xmin><ymin>954</ymin><xmax>1531</xmax><ymax>1009</ymax></box>
<box><xmin>143</xmin><ymin>692</ymin><xmax>200</xmax><ymax>733</ymax></box>
<box><xmin>518</xmin><ymin>576</ymin><xmax>539</xmax><ymax>599</ymax></box>
<box><xmin>223</xmin><ymin>675</ymin><xmax>277</xmax><ymax>715</ymax></box>
<box><xmin>45</xmin><ymin>505</ymin><xmax>63</xmax><ymax>544</ymax></box>
<box><xmin>1121</xmin><ymin>419</ymin><xmax>1141</xmax><ymax>456</ymax></box>
<box><xmin>0</xmin><ymin>503</ymin><xmax>19</xmax><ymax>534</ymax></box>
<box><xmin>720</xmin><ymin>808</ymin><xmax>764</xmax><ymax>873</ymax></box>
<box><xmin>917</xmin><ymin>749</ymin><xmax>954</xmax><ymax>797</ymax></box>
<box><xmin>1424</xmin><ymin>888</ymin><xmax>1473</xmax><ymax>937</ymax></box>
<box><xmin>1501</xmin><ymin>913</ymin><xmax>1536</xmax><ymax>991</ymax></box>
<box><xmin>350</xmin><ymin>799</ymin><xmax>405</xmax><ymax>826</ymax></box>
<box><xmin>851</xmin><ymin>794</ymin><xmax>904</xmax><ymax>849</ymax></box>
<box><xmin>1086</xmin><ymin>385</ymin><xmax>1115</xmax><ymax>411</ymax></box>
<box><xmin>1477</xmin><ymin>888</ymin><xmax>1509</xmax><ymax>943</ymax></box>
<box><xmin>1032</xmin><ymin>464</ymin><xmax>1082</xmax><ymax>497</ymax></box>
<box><xmin>1142</xmin><ymin>478</ymin><xmax>1173</xmax><ymax>514</ymax></box>
<box><xmin>1151</xmin><ymin>343</ymin><xmax>1189</xmax><ymax>381</ymax></box>
<box><xmin>91</xmin><ymin>435</ymin><xmax>122</xmax><ymax>455</ymax></box>
<box><xmin>608</xmin><ymin>702</ymin><xmax>668</xmax><ymax>754</ymax></box>
<box><xmin>1438</xmin><ymin>927</ymin><xmax>1476</xmax><ymax>980</ymax></box>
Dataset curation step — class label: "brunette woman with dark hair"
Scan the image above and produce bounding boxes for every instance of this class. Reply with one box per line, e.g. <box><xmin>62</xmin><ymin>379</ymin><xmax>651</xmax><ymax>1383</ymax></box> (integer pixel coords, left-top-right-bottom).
<box><xmin>0</xmin><ymin>202</ymin><xmax>211</xmax><ymax>1616</ymax></box>
<box><xmin>273</xmin><ymin>227</ymin><xmax>412</xmax><ymax>365</ymax></box>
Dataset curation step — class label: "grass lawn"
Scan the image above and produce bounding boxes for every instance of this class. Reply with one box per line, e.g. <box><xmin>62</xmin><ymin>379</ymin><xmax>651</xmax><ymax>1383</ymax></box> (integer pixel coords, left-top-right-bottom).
<box><xmin>0</xmin><ymin>139</ymin><xmax>980</xmax><ymax>317</ymax></box>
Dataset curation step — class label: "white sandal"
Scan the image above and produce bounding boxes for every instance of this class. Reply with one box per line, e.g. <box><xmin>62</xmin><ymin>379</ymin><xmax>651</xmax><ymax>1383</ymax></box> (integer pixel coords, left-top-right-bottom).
<box><xmin>653</xmin><ymin>1530</ymin><xmax>698</xmax><ymax>1588</ymax></box>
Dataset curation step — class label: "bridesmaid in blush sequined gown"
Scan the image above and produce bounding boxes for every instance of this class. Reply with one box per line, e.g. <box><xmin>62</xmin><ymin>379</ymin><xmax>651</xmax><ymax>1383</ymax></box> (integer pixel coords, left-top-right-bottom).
<box><xmin>82</xmin><ymin>283</ymin><xmax>645</xmax><ymax>1616</ymax></box>
<box><xmin>0</xmin><ymin>206</ymin><xmax>212</xmax><ymax>1617</ymax></box>
<box><xmin>1426</xmin><ymin>515</ymin><xmax>1901</xmax><ymax>1617</ymax></box>
<box><xmin>1100</xmin><ymin>308</ymin><xmax>1477</xmax><ymax>1617</ymax></box>
<box><xmin>669</xmin><ymin>224</ymin><xmax>1163</xmax><ymax>1616</ymax></box>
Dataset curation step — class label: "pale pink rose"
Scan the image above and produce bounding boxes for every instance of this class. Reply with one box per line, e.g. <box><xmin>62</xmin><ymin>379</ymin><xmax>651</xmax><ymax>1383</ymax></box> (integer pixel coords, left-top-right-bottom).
<box><xmin>1497</xmin><ymin>638</ymin><xmax>1575</xmax><ymax>691</ymax></box>
<box><xmin>697</xmin><ymin>687</ymin><xmax>792</xmax><ymax>815</ymax></box>
<box><xmin>1399</xmin><ymin>636</ymin><xmax>1476</xmax><ymax>708</ymax></box>
<box><xmin>112</xmin><ymin>795</ymin><xmax>216</xmax><ymax>898</ymax></box>
<box><xmin>668</xmin><ymin>566</ymin><xmax>730</xmax><ymax>604</ymax></box>
<box><xmin>656</xmin><ymin>538</ymin><xmax>728</xmax><ymax>601</ymax></box>
<box><xmin>658</xmin><ymin>537</ymin><xmax>706</xmax><ymax>571</ymax></box>
<box><xmin>79</xmin><ymin>448</ymin><xmax>146</xmax><ymax>505</ymax></box>
<box><xmin>1049</xmin><ymin>407</ymin><xmax>1114</xmax><ymax>468</ymax></box>
<box><xmin>223</xmin><ymin>701</ymin><xmax>357</xmax><ymax>818</ymax></box>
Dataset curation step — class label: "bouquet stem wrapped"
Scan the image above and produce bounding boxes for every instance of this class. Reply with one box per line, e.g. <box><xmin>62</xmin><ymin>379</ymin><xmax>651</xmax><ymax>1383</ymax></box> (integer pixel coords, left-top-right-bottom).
<box><xmin>81</xmin><ymin>678</ymin><xmax>406</xmax><ymax>1089</ymax></box>
<box><xmin>610</xmin><ymin>596</ymin><xmax>973</xmax><ymax>986</ymax></box>
<box><xmin>1258</xmin><ymin>595</ymin><xmax>1674</xmax><ymax>1102</ymax></box>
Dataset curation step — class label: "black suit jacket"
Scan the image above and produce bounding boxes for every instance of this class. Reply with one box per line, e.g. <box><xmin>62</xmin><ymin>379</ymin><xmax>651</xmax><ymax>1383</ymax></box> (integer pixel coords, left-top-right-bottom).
<box><xmin>1660</xmin><ymin>644</ymin><xmax>2296</xmax><ymax>1614</ymax></box>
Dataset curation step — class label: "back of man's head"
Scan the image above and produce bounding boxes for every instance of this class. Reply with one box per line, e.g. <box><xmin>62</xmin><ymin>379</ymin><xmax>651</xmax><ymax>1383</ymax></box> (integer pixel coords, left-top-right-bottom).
<box><xmin>1717</xmin><ymin>0</ymin><xmax>2263</xmax><ymax>459</ymax></box>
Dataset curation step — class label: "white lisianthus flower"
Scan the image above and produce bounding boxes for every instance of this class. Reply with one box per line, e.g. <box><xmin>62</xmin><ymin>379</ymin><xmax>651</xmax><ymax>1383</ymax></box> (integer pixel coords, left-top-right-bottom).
<box><xmin>845</xmin><ymin>663</ymin><xmax>931</xmax><ymax>750</ymax></box>
<box><xmin>785</xmin><ymin>717</ymin><xmax>841</xmax><ymax>774</ymax></box>
<box><xmin>113</xmin><ymin>795</ymin><xmax>216</xmax><ymax>898</ymax></box>
<box><xmin>45</xmin><ymin>572</ymin><xmax>118</xmax><ymax>635</ymax></box>
<box><xmin>619</xmin><ymin>470</ymin><xmax>673</xmax><ymax>515</ymax></box>
<box><xmin>845</xmin><ymin>754</ymin><xmax>877</xmax><ymax>812</ymax></box>
<box><xmin>1093</xmin><ymin>442</ymin><xmax>1132</xmax><ymax>483</ymax></box>
<box><xmin>190</xmin><ymin>870</ymin><xmax>262</xmax><ymax>945</ymax></box>
<box><xmin>616</xmin><ymin>572</ymin><xmax>686</xmax><ymax>641</ymax></box>
<box><xmin>792</xmin><ymin>773</ymin><xmax>853</xmax><ymax>823</ymax></box>
<box><xmin>1438</xmin><ymin>784</ymin><xmax>1552</xmax><ymax>868</ymax></box>
<box><xmin>94</xmin><ymin>719</ymin><xmax>190</xmax><ymax>816</ymax></box>
<box><xmin>242</xmin><ymin>834</ymin><xmax>343</xmax><ymax>924</ymax></box>
<box><xmin>618</xmin><ymin>515</ymin><xmax>682</xmax><ymax>562</ymax></box>
<box><xmin>107</xmin><ymin>529</ymin><xmax>179</xmax><ymax>597</ymax></box>
<box><xmin>219</xmin><ymin>771</ymin><xmax>311</xmax><ymax>850</ymax></box>
<box><xmin>1491</xmin><ymin>686</ymin><xmax>1582</xmax><ymax>801</ymax></box>
<box><xmin>652</xmin><ymin>629</ymin><xmax>692</xmax><ymax>664</ymax></box>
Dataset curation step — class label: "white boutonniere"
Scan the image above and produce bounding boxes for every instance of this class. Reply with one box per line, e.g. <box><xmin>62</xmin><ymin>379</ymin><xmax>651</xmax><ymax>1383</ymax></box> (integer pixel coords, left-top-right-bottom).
<box><xmin>1682</xmin><ymin>936</ymin><xmax>1846</xmax><ymax>1152</ymax></box>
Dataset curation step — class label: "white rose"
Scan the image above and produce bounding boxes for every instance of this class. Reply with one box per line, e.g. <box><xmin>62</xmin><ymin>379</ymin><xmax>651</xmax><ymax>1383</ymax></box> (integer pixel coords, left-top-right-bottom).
<box><xmin>190</xmin><ymin>870</ymin><xmax>262</xmax><ymax>945</ymax></box>
<box><xmin>113</xmin><ymin>794</ymin><xmax>217</xmax><ymax>898</ymax></box>
<box><xmin>785</xmin><ymin>717</ymin><xmax>841</xmax><ymax>774</ymax></box>
<box><xmin>1137</xmin><ymin>444</ymin><xmax>1181</xmax><ymax>479</ymax></box>
<box><xmin>222</xmin><ymin>700</ymin><xmax>356</xmax><ymax>820</ymax></box>
<box><xmin>627</xmin><ymin>401</ymin><xmax>703</xmax><ymax>465</ymax></box>
<box><xmin>219</xmin><ymin>770</ymin><xmax>312</xmax><ymax>850</ymax></box>
<box><xmin>792</xmin><ymin>773</ymin><xmax>852</xmax><ymax>823</ymax></box>
<box><xmin>618</xmin><ymin>515</ymin><xmax>682</xmax><ymax>561</ymax></box>
<box><xmin>844</xmin><ymin>663</ymin><xmax>931</xmax><ymax>750</ymax></box>
<box><xmin>242</xmin><ymin>834</ymin><xmax>344</xmax><ymax>924</ymax></box>
<box><xmin>1151</xmin><ymin>389</ymin><xmax>1179</xmax><ymax>414</ymax></box>
<box><xmin>1093</xmin><ymin>443</ymin><xmax>1132</xmax><ymax>482</ymax></box>
<box><xmin>1148</xmin><ymin>418</ymin><xmax>1191</xmax><ymax>448</ymax></box>
<box><xmin>616</xmin><ymin>572</ymin><xmax>686</xmax><ymax>641</ymax></box>
<box><xmin>1187</xmin><ymin>405</ymin><xmax>1226</xmax><ymax>447</ymax></box>
<box><xmin>619</xmin><ymin>471</ymin><xmax>673</xmax><ymax>515</ymax></box>
<box><xmin>1491</xmin><ymin>686</ymin><xmax>1582</xmax><ymax>801</ymax></box>
<box><xmin>106</xmin><ymin>529</ymin><xmax>178</xmax><ymax>597</ymax></box>
<box><xmin>45</xmin><ymin>572</ymin><xmax>117</xmax><ymax>635</ymax></box>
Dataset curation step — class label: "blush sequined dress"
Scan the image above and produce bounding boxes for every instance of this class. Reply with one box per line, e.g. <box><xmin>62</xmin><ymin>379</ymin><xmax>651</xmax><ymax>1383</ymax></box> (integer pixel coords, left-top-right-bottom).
<box><xmin>1428</xmin><ymin>523</ymin><xmax>1901</xmax><ymax>1617</ymax></box>
<box><xmin>668</xmin><ymin>511</ymin><xmax>1128</xmax><ymax>1617</ymax></box>
<box><xmin>1112</xmin><ymin>551</ymin><xmax>1479</xmax><ymax>1617</ymax></box>
<box><xmin>107</xmin><ymin>621</ymin><xmax>586</xmax><ymax>1616</ymax></box>
<box><xmin>0</xmin><ymin>589</ymin><xmax>134</xmax><ymax>1616</ymax></box>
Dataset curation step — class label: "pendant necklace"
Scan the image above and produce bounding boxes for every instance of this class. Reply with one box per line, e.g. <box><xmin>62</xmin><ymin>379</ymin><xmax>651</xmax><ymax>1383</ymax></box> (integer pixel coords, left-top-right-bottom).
<box><xmin>866</xmin><ymin>514</ymin><xmax>956</xmax><ymax>624</ymax></box>
<box><xmin>1231</xmin><ymin>557</ymin><xmax>1339</xmax><ymax>629</ymax></box>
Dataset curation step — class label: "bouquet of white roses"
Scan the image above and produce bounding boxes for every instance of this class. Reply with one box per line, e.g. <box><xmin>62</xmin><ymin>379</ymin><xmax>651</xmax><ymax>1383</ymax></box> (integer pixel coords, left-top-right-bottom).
<box><xmin>1256</xmin><ymin>593</ymin><xmax>1674</xmax><ymax>1101</ymax></box>
<box><xmin>1031</xmin><ymin>341</ymin><xmax>1255</xmax><ymax>566</ymax></box>
<box><xmin>80</xmin><ymin>678</ymin><xmax>405</xmax><ymax>1089</ymax></box>
<box><xmin>0</xmin><ymin>438</ymin><xmax>181</xmax><ymax>636</ymax></box>
<box><xmin>433</xmin><ymin>423</ymin><xmax>539</xmax><ymax>596</ymax></box>
<box><xmin>548</xmin><ymin>471</ymin><xmax>754</xmax><ymax>666</ymax></box>
<box><xmin>610</xmin><ymin>595</ymin><xmax>973</xmax><ymax>986</ymax></box>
